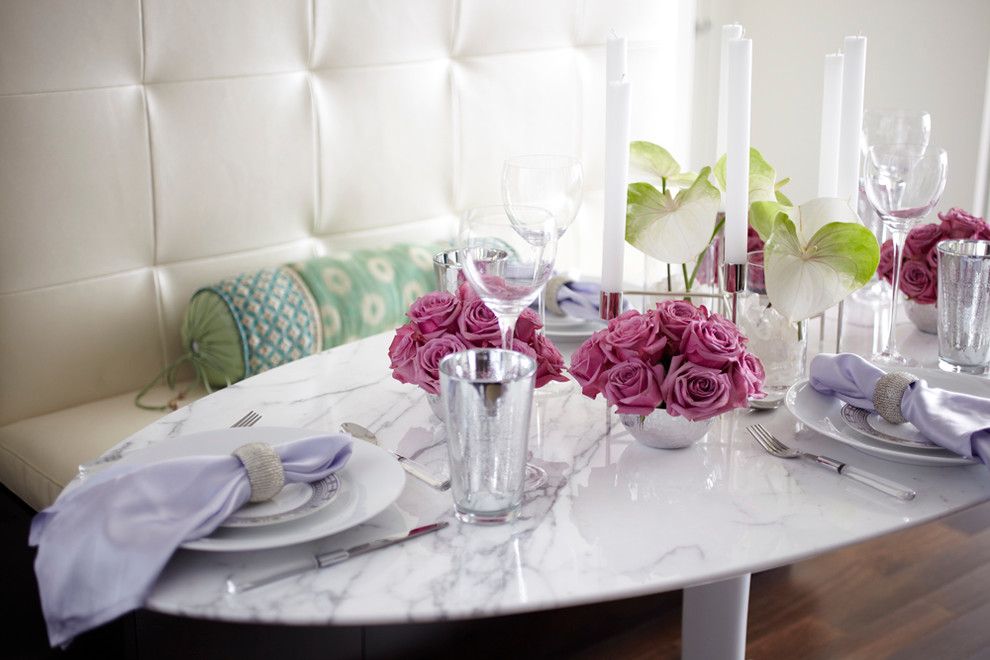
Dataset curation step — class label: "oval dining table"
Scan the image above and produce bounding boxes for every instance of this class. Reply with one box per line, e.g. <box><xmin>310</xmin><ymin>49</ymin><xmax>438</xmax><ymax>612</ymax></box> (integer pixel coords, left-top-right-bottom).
<box><xmin>88</xmin><ymin>301</ymin><xmax>990</xmax><ymax>659</ymax></box>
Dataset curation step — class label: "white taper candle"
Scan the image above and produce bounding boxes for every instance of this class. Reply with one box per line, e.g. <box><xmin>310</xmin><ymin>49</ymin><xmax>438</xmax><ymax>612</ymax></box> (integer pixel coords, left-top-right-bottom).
<box><xmin>836</xmin><ymin>35</ymin><xmax>867</xmax><ymax>202</ymax></box>
<box><xmin>818</xmin><ymin>53</ymin><xmax>844</xmax><ymax>197</ymax></box>
<box><xmin>725</xmin><ymin>37</ymin><xmax>752</xmax><ymax>266</ymax></box>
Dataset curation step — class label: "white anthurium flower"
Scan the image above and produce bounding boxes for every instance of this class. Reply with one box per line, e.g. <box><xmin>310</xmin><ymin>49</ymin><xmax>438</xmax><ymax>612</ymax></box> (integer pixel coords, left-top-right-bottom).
<box><xmin>625</xmin><ymin>167</ymin><xmax>721</xmax><ymax>264</ymax></box>
<box><xmin>751</xmin><ymin>198</ymin><xmax>880</xmax><ymax>323</ymax></box>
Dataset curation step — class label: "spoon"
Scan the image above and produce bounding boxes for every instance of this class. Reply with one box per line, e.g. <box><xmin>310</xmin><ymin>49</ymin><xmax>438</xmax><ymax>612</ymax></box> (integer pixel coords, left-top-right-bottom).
<box><xmin>340</xmin><ymin>422</ymin><xmax>450</xmax><ymax>491</ymax></box>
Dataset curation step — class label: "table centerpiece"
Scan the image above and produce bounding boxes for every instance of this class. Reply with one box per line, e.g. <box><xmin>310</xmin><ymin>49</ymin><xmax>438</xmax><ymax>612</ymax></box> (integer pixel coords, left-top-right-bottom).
<box><xmin>569</xmin><ymin>299</ymin><xmax>765</xmax><ymax>448</ymax></box>
<box><xmin>388</xmin><ymin>282</ymin><xmax>568</xmax><ymax>416</ymax></box>
<box><xmin>876</xmin><ymin>207</ymin><xmax>990</xmax><ymax>334</ymax></box>
<box><xmin>625</xmin><ymin>140</ymin><xmax>881</xmax><ymax>392</ymax></box>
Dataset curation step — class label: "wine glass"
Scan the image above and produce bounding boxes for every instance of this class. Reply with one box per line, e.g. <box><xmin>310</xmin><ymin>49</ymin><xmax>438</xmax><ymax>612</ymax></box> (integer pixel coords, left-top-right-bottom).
<box><xmin>459</xmin><ymin>205</ymin><xmax>558</xmax><ymax>352</ymax></box>
<box><xmin>854</xmin><ymin>109</ymin><xmax>931</xmax><ymax>305</ymax></box>
<box><xmin>459</xmin><ymin>205</ymin><xmax>557</xmax><ymax>490</ymax></box>
<box><xmin>864</xmin><ymin>145</ymin><xmax>947</xmax><ymax>367</ymax></box>
<box><xmin>501</xmin><ymin>155</ymin><xmax>583</xmax><ymax>327</ymax></box>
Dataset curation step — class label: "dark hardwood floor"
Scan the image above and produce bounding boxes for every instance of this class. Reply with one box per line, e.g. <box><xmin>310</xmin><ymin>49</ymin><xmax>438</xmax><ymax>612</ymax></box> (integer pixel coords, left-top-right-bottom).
<box><xmin>5</xmin><ymin>481</ymin><xmax>990</xmax><ymax>659</ymax></box>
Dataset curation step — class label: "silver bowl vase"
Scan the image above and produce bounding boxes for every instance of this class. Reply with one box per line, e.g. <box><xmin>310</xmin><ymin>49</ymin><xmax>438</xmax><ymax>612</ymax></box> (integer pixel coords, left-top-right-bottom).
<box><xmin>619</xmin><ymin>410</ymin><xmax>715</xmax><ymax>449</ymax></box>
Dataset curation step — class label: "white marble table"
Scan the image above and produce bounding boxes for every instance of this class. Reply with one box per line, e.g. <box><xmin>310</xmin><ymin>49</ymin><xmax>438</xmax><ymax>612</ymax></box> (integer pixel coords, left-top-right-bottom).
<box><xmin>95</xmin><ymin>299</ymin><xmax>990</xmax><ymax>659</ymax></box>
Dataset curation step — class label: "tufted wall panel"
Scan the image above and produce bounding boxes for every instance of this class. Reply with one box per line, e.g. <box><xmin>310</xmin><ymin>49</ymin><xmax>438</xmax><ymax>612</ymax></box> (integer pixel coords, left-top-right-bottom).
<box><xmin>0</xmin><ymin>0</ymin><xmax>695</xmax><ymax>426</ymax></box>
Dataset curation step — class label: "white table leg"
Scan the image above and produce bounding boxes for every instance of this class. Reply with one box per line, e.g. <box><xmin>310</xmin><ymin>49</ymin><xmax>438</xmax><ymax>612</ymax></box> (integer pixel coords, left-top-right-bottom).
<box><xmin>681</xmin><ymin>573</ymin><xmax>751</xmax><ymax>660</ymax></box>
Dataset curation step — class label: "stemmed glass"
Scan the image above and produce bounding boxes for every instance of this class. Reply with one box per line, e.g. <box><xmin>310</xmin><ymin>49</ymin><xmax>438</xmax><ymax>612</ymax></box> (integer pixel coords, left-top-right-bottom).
<box><xmin>460</xmin><ymin>205</ymin><xmax>558</xmax><ymax>349</ymax></box>
<box><xmin>854</xmin><ymin>110</ymin><xmax>932</xmax><ymax>305</ymax></box>
<box><xmin>864</xmin><ymin>145</ymin><xmax>947</xmax><ymax>367</ymax></box>
<box><xmin>459</xmin><ymin>205</ymin><xmax>557</xmax><ymax>490</ymax></box>
<box><xmin>501</xmin><ymin>155</ymin><xmax>583</xmax><ymax>327</ymax></box>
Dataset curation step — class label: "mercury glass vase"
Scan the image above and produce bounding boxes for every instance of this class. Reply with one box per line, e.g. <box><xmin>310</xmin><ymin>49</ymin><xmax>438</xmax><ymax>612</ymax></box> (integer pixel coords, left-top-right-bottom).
<box><xmin>619</xmin><ymin>410</ymin><xmax>715</xmax><ymax>449</ymax></box>
<box><xmin>904</xmin><ymin>299</ymin><xmax>937</xmax><ymax>335</ymax></box>
<box><xmin>426</xmin><ymin>392</ymin><xmax>445</xmax><ymax>421</ymax></box>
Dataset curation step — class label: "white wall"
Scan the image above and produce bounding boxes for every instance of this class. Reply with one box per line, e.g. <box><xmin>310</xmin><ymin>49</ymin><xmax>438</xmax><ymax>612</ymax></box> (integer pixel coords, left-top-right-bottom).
<box><xmin>692</xmin><ymin>0</ymin><xmax>990</xmax><ymax>216</ymax></box>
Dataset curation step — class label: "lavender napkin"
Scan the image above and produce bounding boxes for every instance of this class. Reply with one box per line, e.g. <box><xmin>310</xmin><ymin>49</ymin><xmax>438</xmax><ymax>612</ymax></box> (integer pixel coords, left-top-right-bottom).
<box><xmin>30</xmin><ymin>433</ymin><xmax>352</xmax><ymax>648</ymax></box>
<box><xmin>545</xmin><ymin>278</ymin><xmax>628</xmax><ymax>321</ymax></box>
<box><xmin>809</xmin><ymin>353</ymin><xmax>990</xmax><ymax>464</ymax></box>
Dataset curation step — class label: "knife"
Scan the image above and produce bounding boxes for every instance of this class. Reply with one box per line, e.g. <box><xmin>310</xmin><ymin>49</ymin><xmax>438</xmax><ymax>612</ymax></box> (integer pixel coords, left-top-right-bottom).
<box><xmin>225</xmin><ymin>522</ymin><xmax>449</xmax><ymax>594</ymax></box>
<box><xmin>341</xmin><ymin>422</ymin><xmax>451</xmax><ymax>491</ymax></box>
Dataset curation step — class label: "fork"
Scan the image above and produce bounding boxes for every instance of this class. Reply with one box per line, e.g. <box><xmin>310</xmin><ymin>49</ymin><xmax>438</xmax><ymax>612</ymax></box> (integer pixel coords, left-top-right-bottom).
<box><xmin>230</xmin><ymin>410</ymin><xmax>262</xmax><ymax>428</ymax></box>
<box><xmin>747</xmin><ymin>423</ymin><xmax>916</xmax><ymax>501</ymax></box>
<box><xmin>78</xmin><ymin>410</ymin><xmax>263</xmax><ymax>478</ymax></box>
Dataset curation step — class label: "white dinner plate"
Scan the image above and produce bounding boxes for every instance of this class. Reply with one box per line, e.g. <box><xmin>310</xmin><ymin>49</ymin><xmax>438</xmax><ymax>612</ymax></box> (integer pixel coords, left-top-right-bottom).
<box><xmin>91</xmin><ymin>427</ymin><xmax>406</xmax><ymax>551</ymax></box>
<box><xmin>785</xmin><ymin>368</ymin><xmax>988</xmax><ymax>466</ymax></box>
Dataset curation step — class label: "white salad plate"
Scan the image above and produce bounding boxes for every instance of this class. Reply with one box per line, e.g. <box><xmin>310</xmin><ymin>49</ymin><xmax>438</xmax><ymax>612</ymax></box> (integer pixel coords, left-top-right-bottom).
<box><xmin>786</xmin><ymin>368</ymin><xmax>989</xmax><ymax>467</ymax></box>
<box><xmin>222</xmin><ymin>474</ymin><xmax>341</xmax><ymax>528</ymax></box>
<box><xmin>839</xmin><ymin>405</ymin><xmax>941</xmax><ymax>451</ymax></box>
<box><xmin>79</xmin><ymin>426</ymin><xmax>406</xmax><ymax>551</ymax></box>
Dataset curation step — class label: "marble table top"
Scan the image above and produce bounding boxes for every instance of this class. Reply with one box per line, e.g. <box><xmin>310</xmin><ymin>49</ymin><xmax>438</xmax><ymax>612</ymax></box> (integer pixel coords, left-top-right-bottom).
<box><xmin>96</xmin><ymin>305</ymin><xmax>990</xmax><ymax>627</ymax></box>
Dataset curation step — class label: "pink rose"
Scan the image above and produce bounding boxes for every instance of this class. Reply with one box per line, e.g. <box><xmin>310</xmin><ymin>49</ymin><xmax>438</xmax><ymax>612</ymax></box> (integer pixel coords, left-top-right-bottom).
<box><xmin>652</xmin><ymin>300</ymin><xmax>709</xmax><ymax>349</ymax></box>
<box><xmin>513</xmin><ymin>307</ymin><xmax>543</xmax><ymax>344</ymax></box>
<box><xmin>568</xmin><ymin>330</ymin><xmax>610</xmax><ymax>398</ymax></box>
<box><xmin>903</xmin><ymin>222</ymin><xmax>944</xmax><ymax>259</ymax></box>
<box><xmin>733</xmin><ymin>351</ymin><xmax>767</xmax><ymax>398</ymax></box>
<box><xmin>748</xmin><ymin>225</ymin><xmax>765</xmax><ymax>254</ymax></box>
<box><xmin>457</xmin><ymin>298</ymin><xmax>500</xmax><ymax>345</ymax></box>
<box><xmin>925</xmin><ymin>244</ymin><xmax>939</xmax><ymax>272</ymax></box>
<box><xmin>939</xmin><ymin>208</ymin><xmax>987</xmax><ymax>239</ymax></box>
<box><xmin>602</xmin><ymin>358</ymin><xmax>666</xmax><ymax>415</ymax></box>
<box><xmin>877</xmin><ymin>238</ymin><xmax>894</xmax><ymax>283</ymax></box>
<box><xmin>899</xmin><ymin>258</ymin><xmax>937</xmax><ymax>304</ymax></box>
<box><xmin>457</xmin><ymin>280</ymin><xmax>480</xmax><ymax>303</ymax></box>
<box><xmin>661</xmin><ymin>355</ymin><xmax>744</xmax><ymax>422</ymax></box>
<box><xmin>407</xmin><ymin>291</ymin><xmax>461</xmax><ymax>340</ymax></box>
<box><xmin>680</xmin><ymin>316</ymin><xmax>746</xmax><ymax>369</ymax></box>
<box><xmin>413</xmin><ymin>335</ymin><xmax>469</xmax><ymax>395</ymax></box>
<box><xmin>388</xmin><ymin>323</ymin><xmax>423</xmax><ymax>386</ymax></box>
<box><xmin>602</xmin><ymin>311</ymin><xmax>666</xmax><ymax>363</ymax></box>
<box><xmin>514</xmin><ymin>334</ymin><xmax>568</xmax><ymax>388</ymax></box>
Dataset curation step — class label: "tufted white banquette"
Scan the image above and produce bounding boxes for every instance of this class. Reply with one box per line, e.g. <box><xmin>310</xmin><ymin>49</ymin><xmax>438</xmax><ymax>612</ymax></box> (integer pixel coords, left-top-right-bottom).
<box><xmin>0</xmin><ymin>0</ymin><xmax>695</xmax><ymax>510</ymax></box>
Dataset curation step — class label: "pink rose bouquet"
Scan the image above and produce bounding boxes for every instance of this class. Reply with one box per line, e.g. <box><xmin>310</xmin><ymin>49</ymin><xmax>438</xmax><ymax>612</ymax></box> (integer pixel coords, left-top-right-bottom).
<box><xmin>569</xmin><ymin>301</ymin><xmax>766</xmax><ymax>421</ymax></box>
<box><xmin>878</xmin><ymin>208</ymin><xmax>990</xmax><ymax>305</ymax></box>
<box><xmin>388</xmin><ymin>282</ymin><xmax>568</xmax><ymax>395</ymax></box>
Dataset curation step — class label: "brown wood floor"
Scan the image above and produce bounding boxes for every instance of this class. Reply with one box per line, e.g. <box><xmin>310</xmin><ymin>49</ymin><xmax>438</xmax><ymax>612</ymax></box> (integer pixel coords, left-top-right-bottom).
<box><xmin>6</xmin><ymin>482</ymin><xmax>990</xmax><ymax>659</ymax></box>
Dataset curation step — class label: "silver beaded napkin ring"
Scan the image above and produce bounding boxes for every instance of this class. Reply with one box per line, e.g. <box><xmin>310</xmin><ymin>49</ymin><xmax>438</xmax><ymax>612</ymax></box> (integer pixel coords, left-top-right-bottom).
<box><xmin>872</xmin><ymin>372</ymin><xmax>919</xmax><ymax>425</ymax></box>
<box><xmin>232</xmin><ymin>442</ymin><xmax>284</xmax><ymax>502</ymax></box>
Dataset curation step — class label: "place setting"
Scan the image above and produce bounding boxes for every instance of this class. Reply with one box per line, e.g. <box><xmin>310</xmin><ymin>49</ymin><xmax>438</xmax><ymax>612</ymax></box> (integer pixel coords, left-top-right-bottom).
<box><xmin>29</xmin><ymin>415</ymin><xmax>439</xmax><ymax>646</ymax></box>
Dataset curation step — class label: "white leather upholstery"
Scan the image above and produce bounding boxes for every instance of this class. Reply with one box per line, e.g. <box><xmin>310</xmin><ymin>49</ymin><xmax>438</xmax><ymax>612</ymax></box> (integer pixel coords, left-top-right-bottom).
<box><xmin>0</xmin><ymin>0</ymin><xmax>693</xmax><ymax>509</ymax></box>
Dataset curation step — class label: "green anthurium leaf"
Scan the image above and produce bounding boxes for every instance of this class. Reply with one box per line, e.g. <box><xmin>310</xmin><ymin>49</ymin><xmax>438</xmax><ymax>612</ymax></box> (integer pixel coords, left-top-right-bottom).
<box><xmin>749</xmin><ymin>200</ymin><xmax>785</xmax><ymax>242</ymax></box>
<box><xmin>713</xmin><ymin>147</ymin><xmax>779</xmax><ymax>203</ymax></box>
<box><xmin>625</xmin><ymin>167</ymin><xmax>721</xmax><ymax>264</ymax></box>
<box><xmin>763</xmin><ymin>219</ymin><xmax>880</xmax><ymax>323</ymax></box>
<box><xmin>630</xmin><ymin>141</ymin><xmax>681</xmax><ymax>180</ymax></box>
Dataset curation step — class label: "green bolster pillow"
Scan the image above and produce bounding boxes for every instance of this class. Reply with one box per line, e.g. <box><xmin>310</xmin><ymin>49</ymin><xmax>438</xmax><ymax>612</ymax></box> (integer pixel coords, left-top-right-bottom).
<box><xmin>137</xmin><ymin>242</ymin><xmax>445</xmax><ymax>410</ymax></box>
<box><xmin>289</xmin><ymin>242</ymin><xmax>445</xmax><ymax>349</ymax></box>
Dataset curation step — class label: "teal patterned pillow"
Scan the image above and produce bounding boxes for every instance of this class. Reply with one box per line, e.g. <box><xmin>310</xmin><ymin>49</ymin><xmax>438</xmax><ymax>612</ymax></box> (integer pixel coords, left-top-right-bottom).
<box><xmin>288</xmin><ymin>242</ymin><xmax>446</xmax><ymax>349</ymax></box>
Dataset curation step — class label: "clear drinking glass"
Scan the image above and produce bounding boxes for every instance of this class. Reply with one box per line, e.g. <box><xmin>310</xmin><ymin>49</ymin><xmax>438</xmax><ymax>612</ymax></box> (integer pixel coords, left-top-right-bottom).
<box><xmin>864</xmin><ymin>145</ymin><xmax>947</xmax><ymax>367</ymax></box>
<box><xmin>854</xmin><ymin>109</ymin><xmax>931</xmax><ymax>305</ymax></box>
<box><xmin>501</xmin><ymin>154</ymin><xmax>583</xmax><ymax>326</ymax></box>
